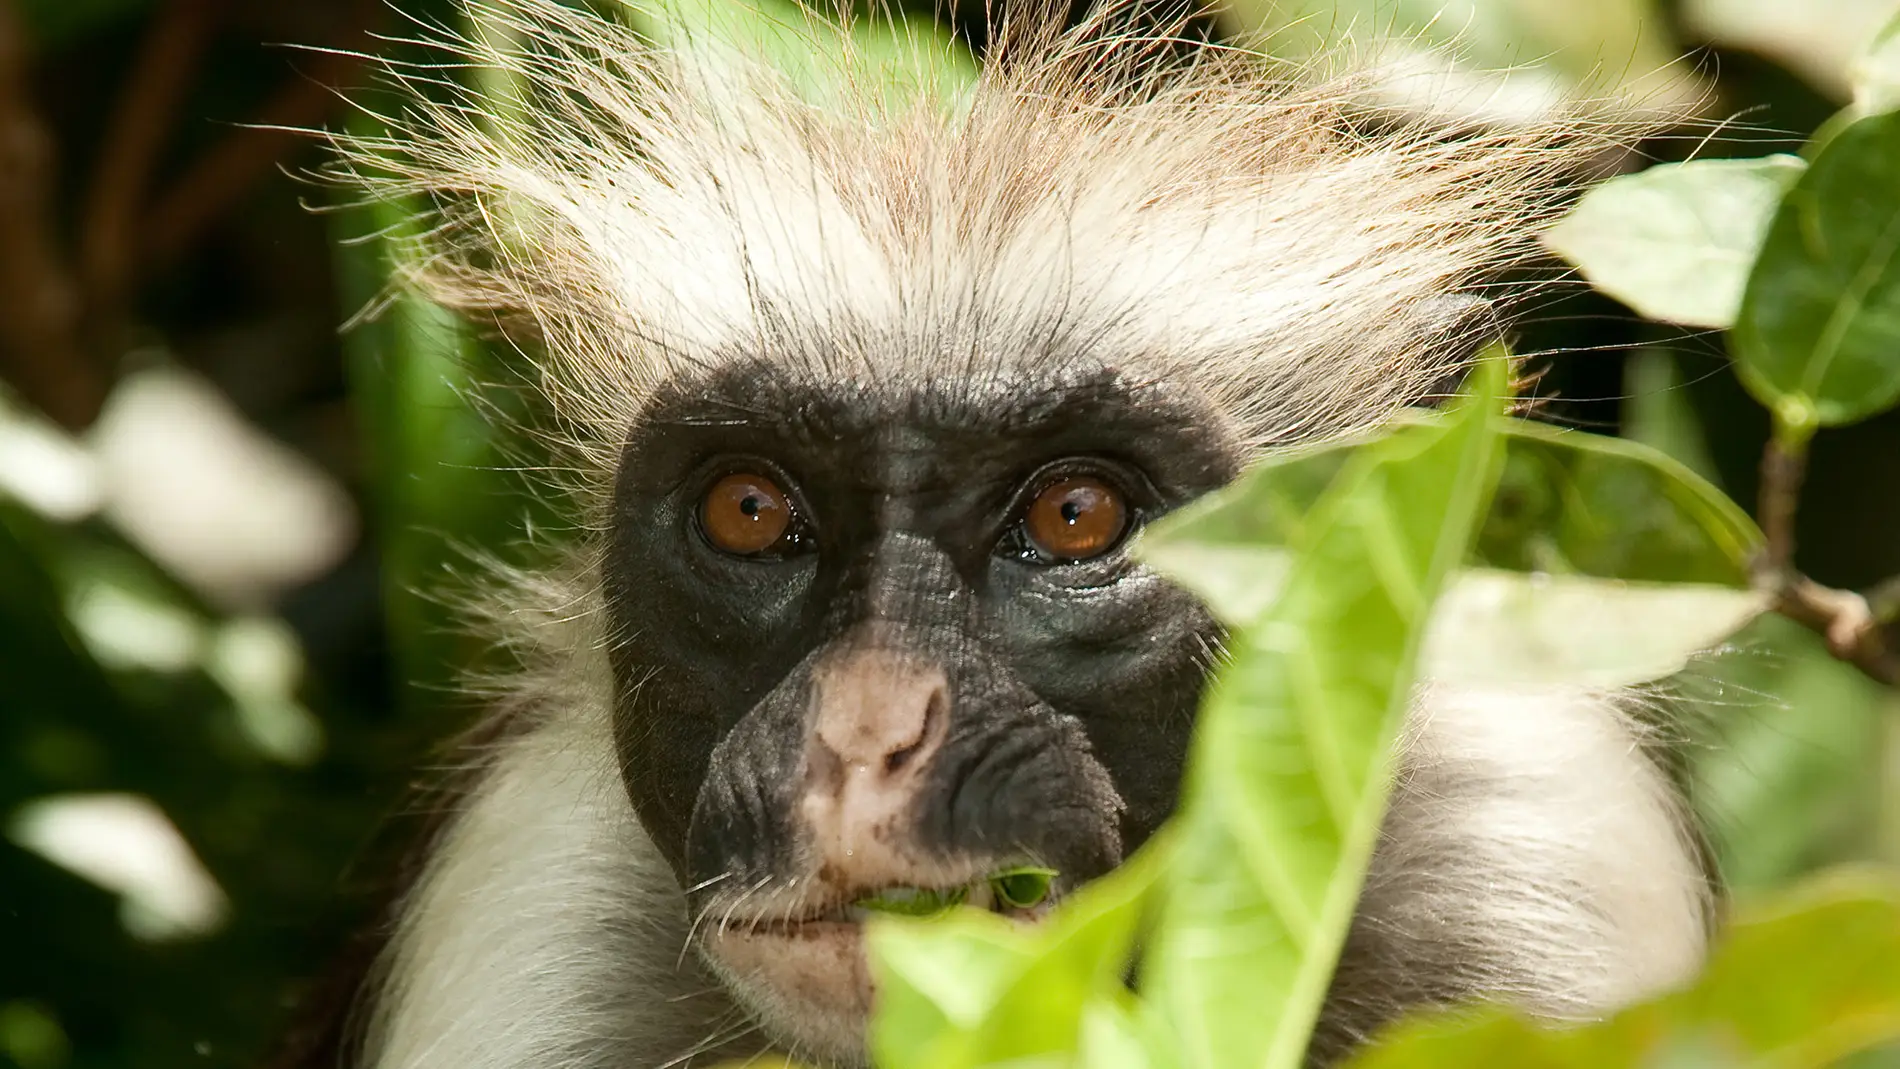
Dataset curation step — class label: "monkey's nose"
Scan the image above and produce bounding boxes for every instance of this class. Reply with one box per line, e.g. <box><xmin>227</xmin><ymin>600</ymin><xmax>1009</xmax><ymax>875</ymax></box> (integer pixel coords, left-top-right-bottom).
<box><xmin>800</xmin><ymin>648</ymin><xmax>949</xmax><ymax>886</ymax></box>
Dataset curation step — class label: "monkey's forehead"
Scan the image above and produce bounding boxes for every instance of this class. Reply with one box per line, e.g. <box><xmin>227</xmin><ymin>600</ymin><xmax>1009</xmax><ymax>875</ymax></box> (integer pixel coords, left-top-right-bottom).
<box><xmin>338</xmin><ymin>0</ymin><xmax>1623</xmax><ymax>457</ymax></box>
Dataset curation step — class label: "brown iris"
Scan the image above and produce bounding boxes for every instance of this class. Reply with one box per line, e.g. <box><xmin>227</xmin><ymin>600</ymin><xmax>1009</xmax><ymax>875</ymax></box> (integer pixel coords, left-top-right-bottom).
<box><xmin>701</xmin><ymin>473</ymin><xmax>795</xmax><ymax>555</ymax></box>
<box><xmin>1024</xmin><ymin>476</ymin><xmax>1128</xmax><ymax>561</ymax></box>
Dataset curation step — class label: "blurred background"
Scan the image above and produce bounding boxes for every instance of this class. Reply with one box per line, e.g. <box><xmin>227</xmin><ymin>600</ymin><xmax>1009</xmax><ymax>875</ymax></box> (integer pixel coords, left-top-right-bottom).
<box><xmin>0</xmin><ymin>1</ymin><xmax>1896</xmax><ymax>1067</ymax></box>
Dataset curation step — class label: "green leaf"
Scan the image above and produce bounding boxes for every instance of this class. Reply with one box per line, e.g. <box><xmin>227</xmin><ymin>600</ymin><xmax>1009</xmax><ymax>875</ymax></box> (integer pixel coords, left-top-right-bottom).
<box><xmin>1139</xmin><ymin>551</ymin><xmax>1762</xmax><ymax>689</ymax></box>
<box><xmin>1690</xmin><ymin>615</ymin><xmax>1900</xmax><ymax>892</ymax></box>
<box><xmin>1345</xmin><ymin>870</ymin><xmax>1900</xmax><ymax>1069</ymax></box>
<box><xmin>1544</xmin><ymin>156</ymin><xmax>1806</xmax><ymax>329</ymax></box>
<box><xmin>869</xmin><ymin>910</ymin><xmax>1039</xmax><ymax>1069</ymax></box>
<box><xmin>1141</xmin><ymin>356</ymin><xmax>1509</xmax><ymax>1069</ymax></box>
<box><xmin>1733</xmin><ymin>108</ymin><xmax>1900</xmax><ymax>427</ymax></box>
<box><xmin>866</xmin><ymin>833</ymin><xmax>1174</xmax><ymax>1069</ymax></box>
<box><xmin>1143</xmin><ymin>409</ymin><xmax>1763</xmax><ymax>689</ymax></box>
<box><xmin>1623</xmin><ymin>349</ymin><xmax>1723</xmax><ymax>487</ymax></box>
<box><xmin>644</xmin><ymin>0</ymin><xmax>976</xmax><ymax>112</ymax></box>
<box><xmin>1479</xmin><ymin>420</ymin><xmax>1758</xmax><ymax>586</ymax></box>
<box><xmin>1144</xmin><ymin>414</ymin><xmax>1761</xmax><ymax>622</ymax></box>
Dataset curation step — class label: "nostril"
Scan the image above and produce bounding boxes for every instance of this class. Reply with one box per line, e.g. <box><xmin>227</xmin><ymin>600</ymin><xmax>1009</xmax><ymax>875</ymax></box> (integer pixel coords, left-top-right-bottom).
<box><xmin>883</xmin><ymin>686</ymin><xmax>947</xmax><ymax>774</ymax></box>
<box><xmin>884</xmin><ymin>745</ymin><xmax>916</xmax><ymax>775</ymax></box>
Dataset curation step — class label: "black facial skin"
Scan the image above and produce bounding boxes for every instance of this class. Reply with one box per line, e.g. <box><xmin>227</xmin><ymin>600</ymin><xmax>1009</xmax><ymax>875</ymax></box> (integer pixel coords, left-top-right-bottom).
<box><xmin>601</xmin><ymin>355</ymin><xmax>1242</xmax><ymax>906</ymax></box>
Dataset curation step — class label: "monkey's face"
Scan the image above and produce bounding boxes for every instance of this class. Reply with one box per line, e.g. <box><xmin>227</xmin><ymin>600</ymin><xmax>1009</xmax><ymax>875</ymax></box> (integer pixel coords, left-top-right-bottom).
<box><xmin>602</xmin><ymin>355</ymin><xmax>1238</xmax><ymax>1062</ymax></box>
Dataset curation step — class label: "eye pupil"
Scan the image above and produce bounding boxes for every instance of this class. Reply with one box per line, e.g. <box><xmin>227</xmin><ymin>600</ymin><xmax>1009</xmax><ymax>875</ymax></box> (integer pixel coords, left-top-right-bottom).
<box><xmin>702</xmin><ymin>473</ymin><xmax>796</xmax><ymax>556</ymax></box>
<box><xmin>1024</xmin><ymin>476</ymin><xmax>1128</xmax><ymax>562</ymax></box>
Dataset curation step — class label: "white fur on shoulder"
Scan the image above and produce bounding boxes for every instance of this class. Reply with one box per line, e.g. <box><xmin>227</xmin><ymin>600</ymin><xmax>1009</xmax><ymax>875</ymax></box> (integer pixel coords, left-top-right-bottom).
<box><xmin>364</xmin><ymin>639</ymin><xmax>748</xmax><ymax>1069</ymax></box>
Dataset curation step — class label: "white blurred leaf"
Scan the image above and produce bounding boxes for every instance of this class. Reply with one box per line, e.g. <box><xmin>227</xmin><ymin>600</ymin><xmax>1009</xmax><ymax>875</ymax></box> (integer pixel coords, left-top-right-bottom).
<box><xmin>8</xmin><ymin>793</ymin><xmax>228</xmax><ymax>942</ymax></box>
<box><xmin>1149</xmin><ymin>542</ymin><xmax>1763</xmax><ymax>688</ymax></box>
<box><xmin>206</xmin><ymin>617</ymin><xmax>325</xmax><ymax>766</ymax></box>
<box><xmin>1684</xmin><ymin>0</ymin><xmax>1897</xmax><ymax>100</ymax></box>
<box><xmin>0</xmin><ymin>391</ymin><xmax>102</xmax><ymax>521</ymax></box>
<box><xmin>88</xmin><ymin>364</ymin><xmax>357</xmax><ymax>608</ymax></box>
<box><xmin>1423</xmin><ymin>570</ymin><xmax>1765</xmax><ymax>686</ymax></box>
<box><xmin>1853</xmin><ymin>8</ymin><xmax>1900</xmax><ymax>114</ymax></box>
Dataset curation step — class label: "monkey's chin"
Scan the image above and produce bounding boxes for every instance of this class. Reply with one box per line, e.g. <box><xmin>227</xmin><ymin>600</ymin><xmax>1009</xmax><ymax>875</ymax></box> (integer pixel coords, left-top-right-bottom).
<box><xmin>705</xmin><ymin>920</ymin><xmax>876</xmax><ymax>1067</ymax></box>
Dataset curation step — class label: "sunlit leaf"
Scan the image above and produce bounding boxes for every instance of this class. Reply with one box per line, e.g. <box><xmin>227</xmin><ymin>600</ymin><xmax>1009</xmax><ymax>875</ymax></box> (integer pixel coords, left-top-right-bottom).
<box><xmin>1078</xmin><ymin>996</ymin><xmax>1160</xmax><ymax>1069</ymax></box>
<box><xmin>1144</xmin><ymin>414</ymin><xmax>1761</xmax><ymax>616</ymax></box>
<box><xmin>645</xmin><ymin>0</ymin><xmax>976</xmax><ymax>111</ymax></box>
<box><xmin>870</xmin><ymin>911</ymin><xmax>1038</xmax><ymax>1069</ymax></box>
<box><xmin>1220</xmin><ymin>0</ymin><xmax>1699</xmax><ymax>121</ymax></box>
<box><xmin>866</xmin><ymin>834</ymin><xmax>1174</xmax><ymax>1069</ymax></box>
<box><xmin>1733</xmin><ymin>108</ymin><xmax>1900</xmax><ymax>427</ymax></box>
<box><xmin>332</xmin><ymin>186</ymin><xmax>516</xmax><ymax>702</ymax></box>
<box><xmin>1545</xmin><ymin>156</ymin><xmax>1805</xmax><ymax>329</ymax></box>
<box><xmin>1145</xmin><ymin>405</ymin><xmax>1762</xmax><ymax>689</ymax></box>
<box><xmin>1141</xmin><ymin>356</ymin><xmax>1508</xmax><ymax>1069</ymax></box>
<box><xmin>1346</xmin><ymin>870</ymin><xmax>1900</xmax><ymax>1069</ymax></box>
<box><xmin>1852</xmin><ymin>8</ymin><xmax>1900</xmax><ymax>115</ymax></box>
<box><xmin>1142</xmin><ymin>548</ymin><xmax>1763</xmax><ymax>689</ymax></box>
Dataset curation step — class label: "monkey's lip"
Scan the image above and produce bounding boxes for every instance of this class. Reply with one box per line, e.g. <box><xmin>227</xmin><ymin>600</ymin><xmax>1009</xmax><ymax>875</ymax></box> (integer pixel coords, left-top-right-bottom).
<box><xmin>713</xmin><ymin>873</ymin><xmax>1044</xmax><ymax>934</ymax></box>
<box><xmin>701</xmin><ymin>907</ymin><xmax>879</xmax><ymax>1063</ymax></box>
<box><xmin>701</xmin><ymin>884</ymin><xmax>1054</xmax><ymax>1064</ymax></box>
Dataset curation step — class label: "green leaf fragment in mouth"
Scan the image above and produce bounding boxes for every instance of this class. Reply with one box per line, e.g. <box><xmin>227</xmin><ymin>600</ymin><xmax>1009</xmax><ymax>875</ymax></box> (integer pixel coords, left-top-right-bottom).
<box><xmin>855</xmin><ymin>884</ymin><xmax>968</xmax><ymax>917</ymax></box>
<box><xmin>989</xmin><ymin>867</ymin><xmax>1057</xmax><ymax>910</ymax></box>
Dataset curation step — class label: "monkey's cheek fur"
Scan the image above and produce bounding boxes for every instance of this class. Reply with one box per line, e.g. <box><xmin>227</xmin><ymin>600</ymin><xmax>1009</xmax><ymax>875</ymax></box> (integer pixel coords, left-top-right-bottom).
<box><xmin>704</xmin><ymin>920</ymin><xmax>876</xmax><ymax>1065</ymax></box>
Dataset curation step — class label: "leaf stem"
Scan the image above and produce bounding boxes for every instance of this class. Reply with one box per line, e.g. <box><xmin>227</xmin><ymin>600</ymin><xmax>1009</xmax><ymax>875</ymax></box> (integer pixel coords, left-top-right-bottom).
<box><xmin>1753</xmin><ymin>413</ymin><xmax>1898</xmax><ymax>686</ymax></box>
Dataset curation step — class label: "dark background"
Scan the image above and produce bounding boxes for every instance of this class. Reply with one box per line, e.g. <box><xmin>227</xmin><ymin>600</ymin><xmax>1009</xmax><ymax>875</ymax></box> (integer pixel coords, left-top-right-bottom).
<box><xmin>0</xmin><ymin>1</ymin><xmax>1896</xmax><ymax>1067</ymax></box>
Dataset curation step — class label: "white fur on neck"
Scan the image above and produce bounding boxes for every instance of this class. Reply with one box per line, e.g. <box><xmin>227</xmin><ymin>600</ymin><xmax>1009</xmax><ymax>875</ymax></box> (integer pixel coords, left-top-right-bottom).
<box><xmin>363</xmin><ymin>675</ymin><xmax>746</xmax><ymax>1069</ymax></box>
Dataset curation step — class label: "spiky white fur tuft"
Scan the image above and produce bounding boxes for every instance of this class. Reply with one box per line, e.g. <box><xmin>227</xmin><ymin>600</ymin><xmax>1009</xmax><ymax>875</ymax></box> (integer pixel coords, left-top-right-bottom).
<box><xmin>331</xmin><ymin>0</ymin><xmax>1644</xmax><ymax>496</ymax></box>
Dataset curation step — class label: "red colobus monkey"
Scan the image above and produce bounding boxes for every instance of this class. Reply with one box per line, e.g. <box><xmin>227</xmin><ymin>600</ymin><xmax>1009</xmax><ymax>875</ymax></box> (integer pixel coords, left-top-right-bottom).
<box><xmin>298</xmin><ymin>3</ymin><xmax>1714</xmax><ymax>1066</ymax></box>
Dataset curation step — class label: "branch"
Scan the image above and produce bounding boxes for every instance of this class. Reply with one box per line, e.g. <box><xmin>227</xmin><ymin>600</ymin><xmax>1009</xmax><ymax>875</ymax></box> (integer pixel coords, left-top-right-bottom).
<box><xmin>143</xmin><ymin>0</ymin><xmax>380</xmax><ymax>265</ymax></box>
<box><xmin>1753</xmin><ymin>423</ymin><xmax>1900</xmax><ymax>686</ymax></box>
<box><xmin>79</xmin><ymin>0</ymin><xmax>221</xmax><ymax>326</ymax></box>
<box><xmin>0</xmin><ymin>3</ymin><xmax>107</xmax><ymax>428</ymax></box>
<box><xmin>1869</xmin><ymin>575</ymin><xmax>1900</xmax><ymax>627</ymax></box>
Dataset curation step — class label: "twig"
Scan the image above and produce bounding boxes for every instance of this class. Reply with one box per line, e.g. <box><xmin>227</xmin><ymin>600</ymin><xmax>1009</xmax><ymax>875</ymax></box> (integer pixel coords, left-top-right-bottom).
<box><xmin>79</xmin><ymin>0</ymin><xmax>221</xmax><ymax>326</ymax></box>
<box><xmin>1753</xmin><ymin>418</ymin><xmax>1899</xmax><ymax>686</ymax></box>
<box><xmin>1756</xmin><ymin>434</ymin><xmax>1806</xmax><ymax>575</ymax></box>
<box><xmin>1869</xmin><ymin>575</ymin><xmax>1900</xmax><ymax>627</ymax></box>
<box><xmin>143</xmin><ymin>0</ymin><xmax>380</xmax><ymax>266</ymax></box>
<box><xmin>0</xmin><ymin>4</ymin><xmax>107</xmax><ymax>428</ymax></box>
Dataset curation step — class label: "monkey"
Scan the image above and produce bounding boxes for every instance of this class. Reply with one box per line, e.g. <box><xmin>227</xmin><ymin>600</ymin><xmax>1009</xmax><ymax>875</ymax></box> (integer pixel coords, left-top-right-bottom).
<box><xmin>295</xmin><ymin>2</ymin><xmax>1718</xmax><ymax>1067</ymax></box>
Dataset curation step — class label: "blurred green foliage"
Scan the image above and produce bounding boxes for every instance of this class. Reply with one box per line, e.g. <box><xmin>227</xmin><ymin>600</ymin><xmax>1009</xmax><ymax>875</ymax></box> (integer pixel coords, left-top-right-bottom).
<box><xmin>1</xmin><ymin>0</ymin><xmax>1898</xmax><ymax>1068</ymax></box>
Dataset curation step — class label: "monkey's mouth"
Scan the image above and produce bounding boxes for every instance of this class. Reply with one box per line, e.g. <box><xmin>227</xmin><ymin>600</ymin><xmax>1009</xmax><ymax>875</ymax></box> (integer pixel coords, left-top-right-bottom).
<box><xmin>743</xmin><ymin>866</ymin><xmax>1059</xmax><ymax>931</ymax></box>
<box><xmin>696</xmin><ymin>869</ymin><xmax>1058</xmax><ymax>1063</ymax></box>
<box><xmin>737</xmin><ymin>868</ymin><xmax>1061</xmax><ymax>942</ymax></box>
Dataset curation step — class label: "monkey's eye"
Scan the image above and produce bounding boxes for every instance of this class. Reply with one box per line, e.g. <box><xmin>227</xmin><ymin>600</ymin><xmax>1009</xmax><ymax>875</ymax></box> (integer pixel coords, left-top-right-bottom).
<box><xmin>698</xmin><ymin>472</ymin><xmax>807</xmax><ymax>557</ymax></box>
<box><xmin>1016</xmin><ymin>475</ymin><xmax>1130</xmax><ymax>563</ymax></box>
